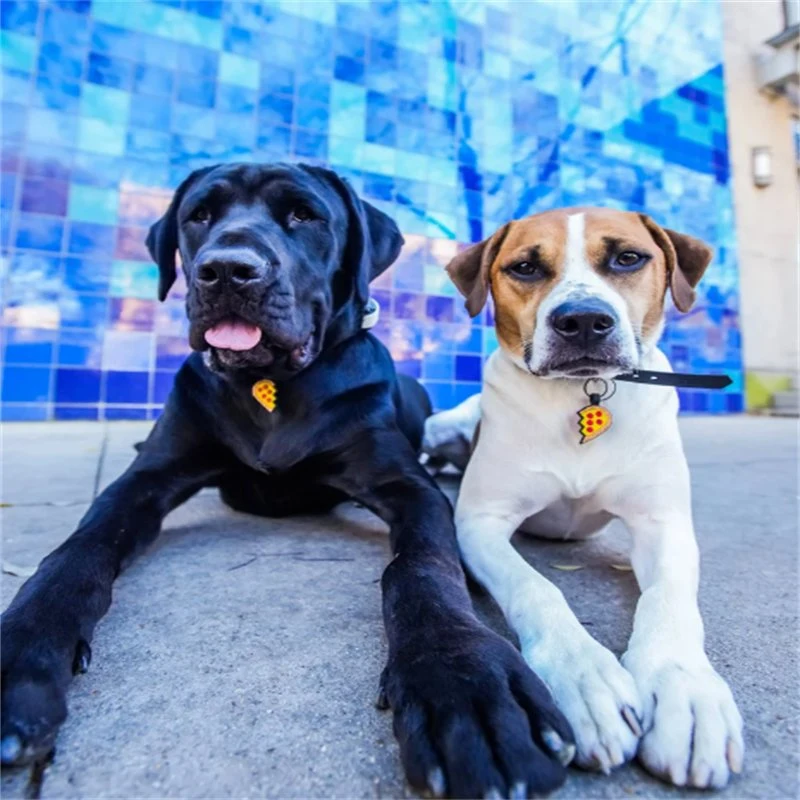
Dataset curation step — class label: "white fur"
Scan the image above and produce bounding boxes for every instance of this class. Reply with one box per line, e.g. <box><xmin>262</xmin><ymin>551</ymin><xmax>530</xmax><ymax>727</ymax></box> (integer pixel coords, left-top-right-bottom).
<box><xmin>427</xmin><ymin>215</ymin><xmax>744</xmax><ymax>787</ymax></box>
<box><xmin>528</xmin><ymin>213</ymin><xmax>640</xmax><ymax>378</ymax></box>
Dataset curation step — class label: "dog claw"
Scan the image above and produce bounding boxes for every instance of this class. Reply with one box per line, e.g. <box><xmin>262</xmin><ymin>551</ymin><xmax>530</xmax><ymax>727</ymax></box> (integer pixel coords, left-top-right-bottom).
<box><xmin>483</xmin><ymin>788</ymin><xmax>502</xmax><ymax>799</ymax></box>
<box><xmin>727</xmin><ymin>738</ymin><xmax>743</xmax><ymax>774</ymax></box>
<box><xmin>621</xmin><ymin>704</ymin><xmax>643</xmax><ymax>737</ymax></box>
<box><xmin>1</xmin><ymin>734</ymin><xmax>22</xmax><ymax>765</ymax></box>
<box><xmin>374</xmin><ymin>686</ymin><xmax>389</xmax><ymax>710</ymax></box>
<box><xmin>541</xmin><ymin>726</ymin><xmax>576</xmax><ymax>766</ymax></box>
<box><xmin>510</xmin><ymin>781</ymin><xmax>527</xmax><ymax>799</ymax></box>
<box><xmin>427</xmin><ymin>767</ymin><xmax>445</xmax><ymax>797</ymax></box>
<box><xmin>73</xmin><ymin>639</ymin><xmax>92</xmax><ymax>675</ymax></box>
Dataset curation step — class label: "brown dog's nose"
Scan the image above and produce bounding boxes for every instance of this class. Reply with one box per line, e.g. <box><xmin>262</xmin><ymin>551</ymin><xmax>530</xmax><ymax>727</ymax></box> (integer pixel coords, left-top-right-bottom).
<box><xmin>550</xmin><ymin>300</ymin><xmax>617</xmax><ymax>346</ymax></box>
<box><xmin>194</xmin><ymin>249</ymin><xmax>268</xmax><ymax>289</ymax></box>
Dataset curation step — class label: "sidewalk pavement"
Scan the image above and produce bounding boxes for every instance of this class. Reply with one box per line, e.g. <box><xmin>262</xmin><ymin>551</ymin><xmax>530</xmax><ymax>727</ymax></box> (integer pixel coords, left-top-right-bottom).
<box><xmin>1</xmin><ymin>416</ymin><xmax>797</xmax><ymax>799</ymax></box>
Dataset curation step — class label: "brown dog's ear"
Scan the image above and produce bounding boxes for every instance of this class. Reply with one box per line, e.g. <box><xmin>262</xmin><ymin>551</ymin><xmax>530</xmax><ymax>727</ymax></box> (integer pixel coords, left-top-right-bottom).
<box><xmin>446</xmin><ymin>223</ymin><xmax>510</xmax><ymax>317</ymax></box>
<box><xmin>640</xmin><ymin>215</ymin><xmax>714</xmax><ymax>313</ymax></box>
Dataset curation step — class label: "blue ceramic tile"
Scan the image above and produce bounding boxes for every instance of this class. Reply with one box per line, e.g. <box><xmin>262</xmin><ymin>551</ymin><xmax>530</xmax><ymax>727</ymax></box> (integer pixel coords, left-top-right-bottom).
<box><xmin>185</xmin><ymin>0</ymin><xmax>223</xmax><ymax>19</ymax></box>
<box><xmin>71</xmin><ymin>152</ymin><xmax>124</xmax><ymax>189</ymax></box>
<box><xmin>153</xmin><ymin>370</ymin><xmax>175</xmax><ymax>403</ymax></box>
<box><xmin>1</xmin><ymin>2</ymin><xmax>39</xmax><ymax>35</ymax></box>
<box><xmin>335</xmin><ymin>55</ymin><xmax>365</xmax><ymax>84</ymax></box>
<box><xmin>87</xmin><ymin>51</ymin><xmax>133</xmax><ymax>90</ymax></box>
<box><xmin>20</xmin><ymin>177</ymin><xmax>68</xmax><ymax>215</ymax></box>
<box><xmin>219</xmin><ymin>51</ymin><xmax>259</xmax><ymax>89</ymax></box>
<box><xmin>57</xmin><ymin>328</ymin><xmax>103</xmax><ymax>367</ymax></box>
<box><xmin>133</xmin><ymin>63</ymin><xmax>174</xmax><ymax>97</ymax></box>
<box><xmin>37</xmin><ymin>40</ymin><xmax>83</xmax><ymax>81</ymax></box>
<box><xmin>1</xmin><ymin>173</ymin><xmax>17</xmax><ymax>210</ymax></box>
<box><xmin>293</xmin><ymin>131</ymin><xmax>328</xmax><ymax>161</ymax></box>
<box><xmin>62</xmin><ymin>256</ymin><xmax>111</xmax><ymax>293</ymax></box>
<box><xmin>104</xmin><ymin>370</ymin><xmax>148</xmax><ymax>403</ymax></box>
<box><xmin>14</xmin><ymin>213</ymin><xmax>64</xmax><ymax>251</ymax></box>
<box><xmin>3</xmin><ymin>365</ymin><xmax>50</xmax><ymax>402</ymax></box>
<box><xmin>2</xmin><ymin>327</ymin><xmax>56</xmax><ymax>364</ymax></box>
<box><xmin>42</xmin><ymin>6</ymin><xmax>89</xmax><ymax>48</ymax></box>
<box><xmin>455</xmin><ymin>354</ymin><xmax>481</xmax><ymax>381</ymax></box>
<box><xmin>32</xmin><ymin>74</ymin><xmax>81</xmax><ymax>113</ymax></box>
<box><xmin>177</xmin><ymin>43</ymin><xmax>219</xmax><ymax>79</ymax></box>
<box><xmin>61</xmin><ymin>294</ymin><xmax>108</xmax><ymax>329</ymax></box>
<box><xmin>259</xmin><ymin>94</ymin><xmax>293</xmax><ymax>126</ymax></box>
<box><xmin>55</xmin><ymin>368</ymin><xmax>101</xmax><ymax>402</ymax></box>
<box><xmin>130</xmin><ymin>94</ymin><xmax>172</xmax><ymax>130</ymax></box>
<box><xmin>176</xmin><ymin>76</ymin><xmax>216</xmax><ymax>108</ymax></box>
<box><xmin>67</xmin><ymin>221</ymin><xmax>116</xmax><ymax>257</ymax></box>
<box><xmin>3</xmin><ymin>67</ymin><xmax>31</xmax><ymax>104</ymax></box>
<box><xmin>217</xmin><ymin>83</ymin><xmax>256</xmax><ymax>114</ymax></box>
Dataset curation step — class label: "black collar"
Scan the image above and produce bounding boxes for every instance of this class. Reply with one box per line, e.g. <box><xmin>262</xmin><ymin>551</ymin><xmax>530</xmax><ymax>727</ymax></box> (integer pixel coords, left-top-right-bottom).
<box><xmin>616</xmin><ymin>370</ymin><xmax>732</xmax><ymax>389</ymax></box>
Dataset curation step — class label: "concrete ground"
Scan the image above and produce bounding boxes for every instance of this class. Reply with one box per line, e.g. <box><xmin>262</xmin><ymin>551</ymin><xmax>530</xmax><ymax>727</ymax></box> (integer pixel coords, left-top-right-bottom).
<box><xmin>1</xmin><ymin>416</ymin><xmax>797</xmax><ymax>799</ymax></box>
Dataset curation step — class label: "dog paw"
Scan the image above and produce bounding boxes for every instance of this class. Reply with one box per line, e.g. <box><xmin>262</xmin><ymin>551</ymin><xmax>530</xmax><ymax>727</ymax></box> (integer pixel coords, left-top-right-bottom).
<box><xmin>524</xmin><ymin>634</ymin><xmax>643</xmax><ymax>774</ymax></box>
<box><xmin>623</xmin><ymin>651</ymin><xmax>744</xmax><ymax>788</ymax></box>
<box><xmin>383</xmin><ymin>624</ymin><xmax>574</xmax><ymax>797</ymax></box>
<box><xmin>1</xmin><ymin>617</ymin><xmax>78</xmax><ymax>767</ymax></box>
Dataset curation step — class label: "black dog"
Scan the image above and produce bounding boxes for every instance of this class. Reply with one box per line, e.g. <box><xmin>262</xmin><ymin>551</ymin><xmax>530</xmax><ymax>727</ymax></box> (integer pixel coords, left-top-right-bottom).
<box><xmin>1</xmin><ymin>163</ymin><xmax>574</xmax><ymax>797</ymax></box>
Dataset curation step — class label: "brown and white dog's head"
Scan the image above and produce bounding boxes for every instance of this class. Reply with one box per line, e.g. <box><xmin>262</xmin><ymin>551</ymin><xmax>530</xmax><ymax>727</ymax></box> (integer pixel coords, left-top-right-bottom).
<box><xmin>447</xmin><ymin>208</ymin><xmax>713</xmax><ymax>379</ymax></box>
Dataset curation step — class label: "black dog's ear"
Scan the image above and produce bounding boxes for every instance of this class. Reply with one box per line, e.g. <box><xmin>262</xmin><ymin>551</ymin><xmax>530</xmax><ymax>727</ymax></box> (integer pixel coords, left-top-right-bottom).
<box><xmin>302</xmin><ymin>165</ymin><xmax>404</xmax><ymax>305</ymax></box>
<box><xmin>639</xmin><ymin>215</ymin><xmax>714</xmax><ymax>312</ymax></box>
<box><xmin>447</xmin><ymin>223</ymin><xmax>511</xmax><ymax>317</ymax></box>
<box><xmin>146</xmin><ymin>166</ymin><xmax>215</xmax><ymax>301</ymax></box>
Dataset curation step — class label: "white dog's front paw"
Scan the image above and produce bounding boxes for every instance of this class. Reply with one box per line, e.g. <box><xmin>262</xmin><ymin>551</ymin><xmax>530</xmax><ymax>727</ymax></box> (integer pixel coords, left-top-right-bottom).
<box><xmin>623</xmin><ymin>651</ymin><xmax>744</xmax><ymax>788</ymax></box>
<box><xmin>525</xmin><ymin>635</ymin><xmax>643</xmax><ymax>774</ymax></box>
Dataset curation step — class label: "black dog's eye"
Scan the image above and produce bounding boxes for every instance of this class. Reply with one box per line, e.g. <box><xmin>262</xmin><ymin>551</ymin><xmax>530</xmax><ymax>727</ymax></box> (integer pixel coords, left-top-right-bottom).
<box><xmin>189</xmin><ymin>206</ymin><xmax>211</xmax><ymax>224</ymax></box>
<box><xmin>507</xmin><ymin>261</ymin><xmax>542</xmax><ymax>280</ymax></box>
<box><xmin>612</xmin><ymin>251</ymin><xmax>648</xmax><ymax>271</ymax></box>
<box><xmin>290</xmin><ymin>204</ymin><xmax>315</xmax><ymax>223</ymax></box>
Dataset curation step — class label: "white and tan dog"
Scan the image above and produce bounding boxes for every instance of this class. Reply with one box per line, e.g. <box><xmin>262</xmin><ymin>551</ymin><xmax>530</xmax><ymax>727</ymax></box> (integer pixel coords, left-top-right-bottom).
<box><xmin>424</xmin><ymin>208</ymin><xmax>744</xmax><ymax>789</ymax></box>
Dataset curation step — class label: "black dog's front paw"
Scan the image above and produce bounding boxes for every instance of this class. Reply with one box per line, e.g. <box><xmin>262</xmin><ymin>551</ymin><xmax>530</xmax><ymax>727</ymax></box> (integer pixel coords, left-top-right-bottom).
<box><xmin>383</xmin><ymin>625</ymin><xmax>575</xmax><ymax>798</ymax></box>
<box><xmin>0</xmin><ymin>618</ymin><xmax>80</xmax><ymax>767</ymax></box>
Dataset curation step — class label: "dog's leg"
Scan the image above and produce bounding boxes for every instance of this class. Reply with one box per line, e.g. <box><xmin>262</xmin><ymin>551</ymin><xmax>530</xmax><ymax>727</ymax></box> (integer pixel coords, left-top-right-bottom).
<box><xmin>323</xmin><ymin>427</ymin><xmax>574</xmax><ymax>798</ymax></box>
<box><xmin>1</xmin><ymin>409</ymin><xmax>226</xmax><ymax>766</ymax></box>
<box><xmin>618</xmin><ymin>456</ymin><xmax>744</xmax><ymax>789</ymax></box>
<box><xmin>455</xmin><ymin>449</ymin><xmax>643</xmax><ymax>774</ymax></box>
<box><xmin>422</xmin><ymin>392</ymin><xmax>481</xmax><ymax>471</ymax></box>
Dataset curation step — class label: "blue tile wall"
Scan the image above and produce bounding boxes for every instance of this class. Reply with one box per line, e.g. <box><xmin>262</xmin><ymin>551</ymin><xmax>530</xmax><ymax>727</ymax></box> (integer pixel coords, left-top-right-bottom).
<box><xmin>0</xmin><ymin>0</ymin><xmax>743</xmax><ymax>420</ymax></box>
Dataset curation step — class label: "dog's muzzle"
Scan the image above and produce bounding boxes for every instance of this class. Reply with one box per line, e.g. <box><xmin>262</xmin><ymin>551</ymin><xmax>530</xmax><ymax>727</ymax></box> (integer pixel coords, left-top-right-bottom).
<box><xmin>538</xmin><ymin>298</ymin><xmax>634</xmax><ymax>378</ymax></box>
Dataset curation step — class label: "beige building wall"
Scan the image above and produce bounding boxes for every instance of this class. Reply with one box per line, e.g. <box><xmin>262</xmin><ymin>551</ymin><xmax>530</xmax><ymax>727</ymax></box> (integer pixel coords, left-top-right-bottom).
<box><xmin>722</xmin><ymin>0</ymin><xmax>799</xmax><ymax>409</ymax></box>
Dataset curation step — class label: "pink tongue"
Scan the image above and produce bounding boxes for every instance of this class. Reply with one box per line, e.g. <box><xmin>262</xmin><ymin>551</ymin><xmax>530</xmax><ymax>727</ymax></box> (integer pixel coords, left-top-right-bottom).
<box><xmin>204</xmin><ymin>321</ymin><xmax>262</xmax><ymax>351</ymax></box>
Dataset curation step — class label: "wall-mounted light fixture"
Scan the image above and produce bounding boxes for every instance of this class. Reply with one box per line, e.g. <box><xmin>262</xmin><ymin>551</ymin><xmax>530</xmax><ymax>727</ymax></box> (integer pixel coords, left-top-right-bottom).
<box><xmin>752</xmin><ymin>146</ymin><xmax>773</xmax><ymax>187</ymax></box>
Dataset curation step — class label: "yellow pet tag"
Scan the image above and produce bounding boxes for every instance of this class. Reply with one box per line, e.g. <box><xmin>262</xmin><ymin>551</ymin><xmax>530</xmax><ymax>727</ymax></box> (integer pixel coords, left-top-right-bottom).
<box><xmin>577</xmin><ymin>401</ymin><xmax>612</xmax><ymax>443</ymax></box>
<box><xmin>577</xmin><ymin>379</ymin><xmax>614</xmax><ymax>444</ymax></box>
<box><xmin>252</xmin><ymin>379</ymin><xmax>277</xmax><ymax>412</ymax></box>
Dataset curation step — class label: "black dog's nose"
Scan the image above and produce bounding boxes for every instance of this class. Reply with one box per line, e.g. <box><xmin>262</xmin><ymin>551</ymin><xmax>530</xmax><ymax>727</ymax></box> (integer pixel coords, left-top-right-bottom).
<box><xmin>550</xmin><ymin>300</ymin><xmax>617</xmax><ymax>345</ymax></box>
<box><xmin>194</xmin><ymin>250</ymin><xmax>267</xmax><ymax>289</ymax></box>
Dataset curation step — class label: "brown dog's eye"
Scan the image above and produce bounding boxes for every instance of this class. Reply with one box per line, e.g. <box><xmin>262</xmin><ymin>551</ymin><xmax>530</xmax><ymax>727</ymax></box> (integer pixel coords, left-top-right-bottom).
<box><xmin>613</xmin><ymin>251</ymin><xmax>647</xmax><ymax>270</ymax></box>
<box><xmin>507</xmin><ymin>261</ymin><xmax>541</xmax><ymax>280</ymax></box>
<box><xmin>190</xmin><ymin>206</ymin><xmax>210</xmax><ymax>224</ymax></box>
<box><xmin>290</xmin><ymin>205</ymin><xmax>315</xmax><ymax>223</ymax></box>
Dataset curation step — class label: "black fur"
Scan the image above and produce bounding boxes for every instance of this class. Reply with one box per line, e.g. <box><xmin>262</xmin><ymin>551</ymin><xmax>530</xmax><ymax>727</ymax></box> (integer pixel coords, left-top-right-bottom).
<box><xmin>1</xmin><ymin>163</ymin><xmax>572</xmax><ymax>797</ymax></box>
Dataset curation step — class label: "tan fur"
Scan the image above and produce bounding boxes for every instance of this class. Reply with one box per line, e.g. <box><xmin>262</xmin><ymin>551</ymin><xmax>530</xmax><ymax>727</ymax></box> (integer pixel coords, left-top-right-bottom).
<box><xmin>489</xmin><ymin>213</ymin><xmax>567</xmax><ymax>358</ymax></box>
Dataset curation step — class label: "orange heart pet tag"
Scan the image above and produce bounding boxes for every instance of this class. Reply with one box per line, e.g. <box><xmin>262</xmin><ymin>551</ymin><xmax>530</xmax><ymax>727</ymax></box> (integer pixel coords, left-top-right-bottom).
<box><xmin>577</xmin><ymin>401</ymin><xmax>612</xmax><ymax>443</ymax></box>
<box><xmin>252</xmin><ymin>379</ymin><xmax>277</xmax><ymax>412</ymax></box>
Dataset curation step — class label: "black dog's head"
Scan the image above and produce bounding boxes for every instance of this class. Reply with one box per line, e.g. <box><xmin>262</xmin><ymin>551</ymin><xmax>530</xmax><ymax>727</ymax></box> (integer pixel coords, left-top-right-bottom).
<box><xmin>146</xmin><ymin>162</ymin><xmax>403</xmax><ymax>376</ymax></box>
